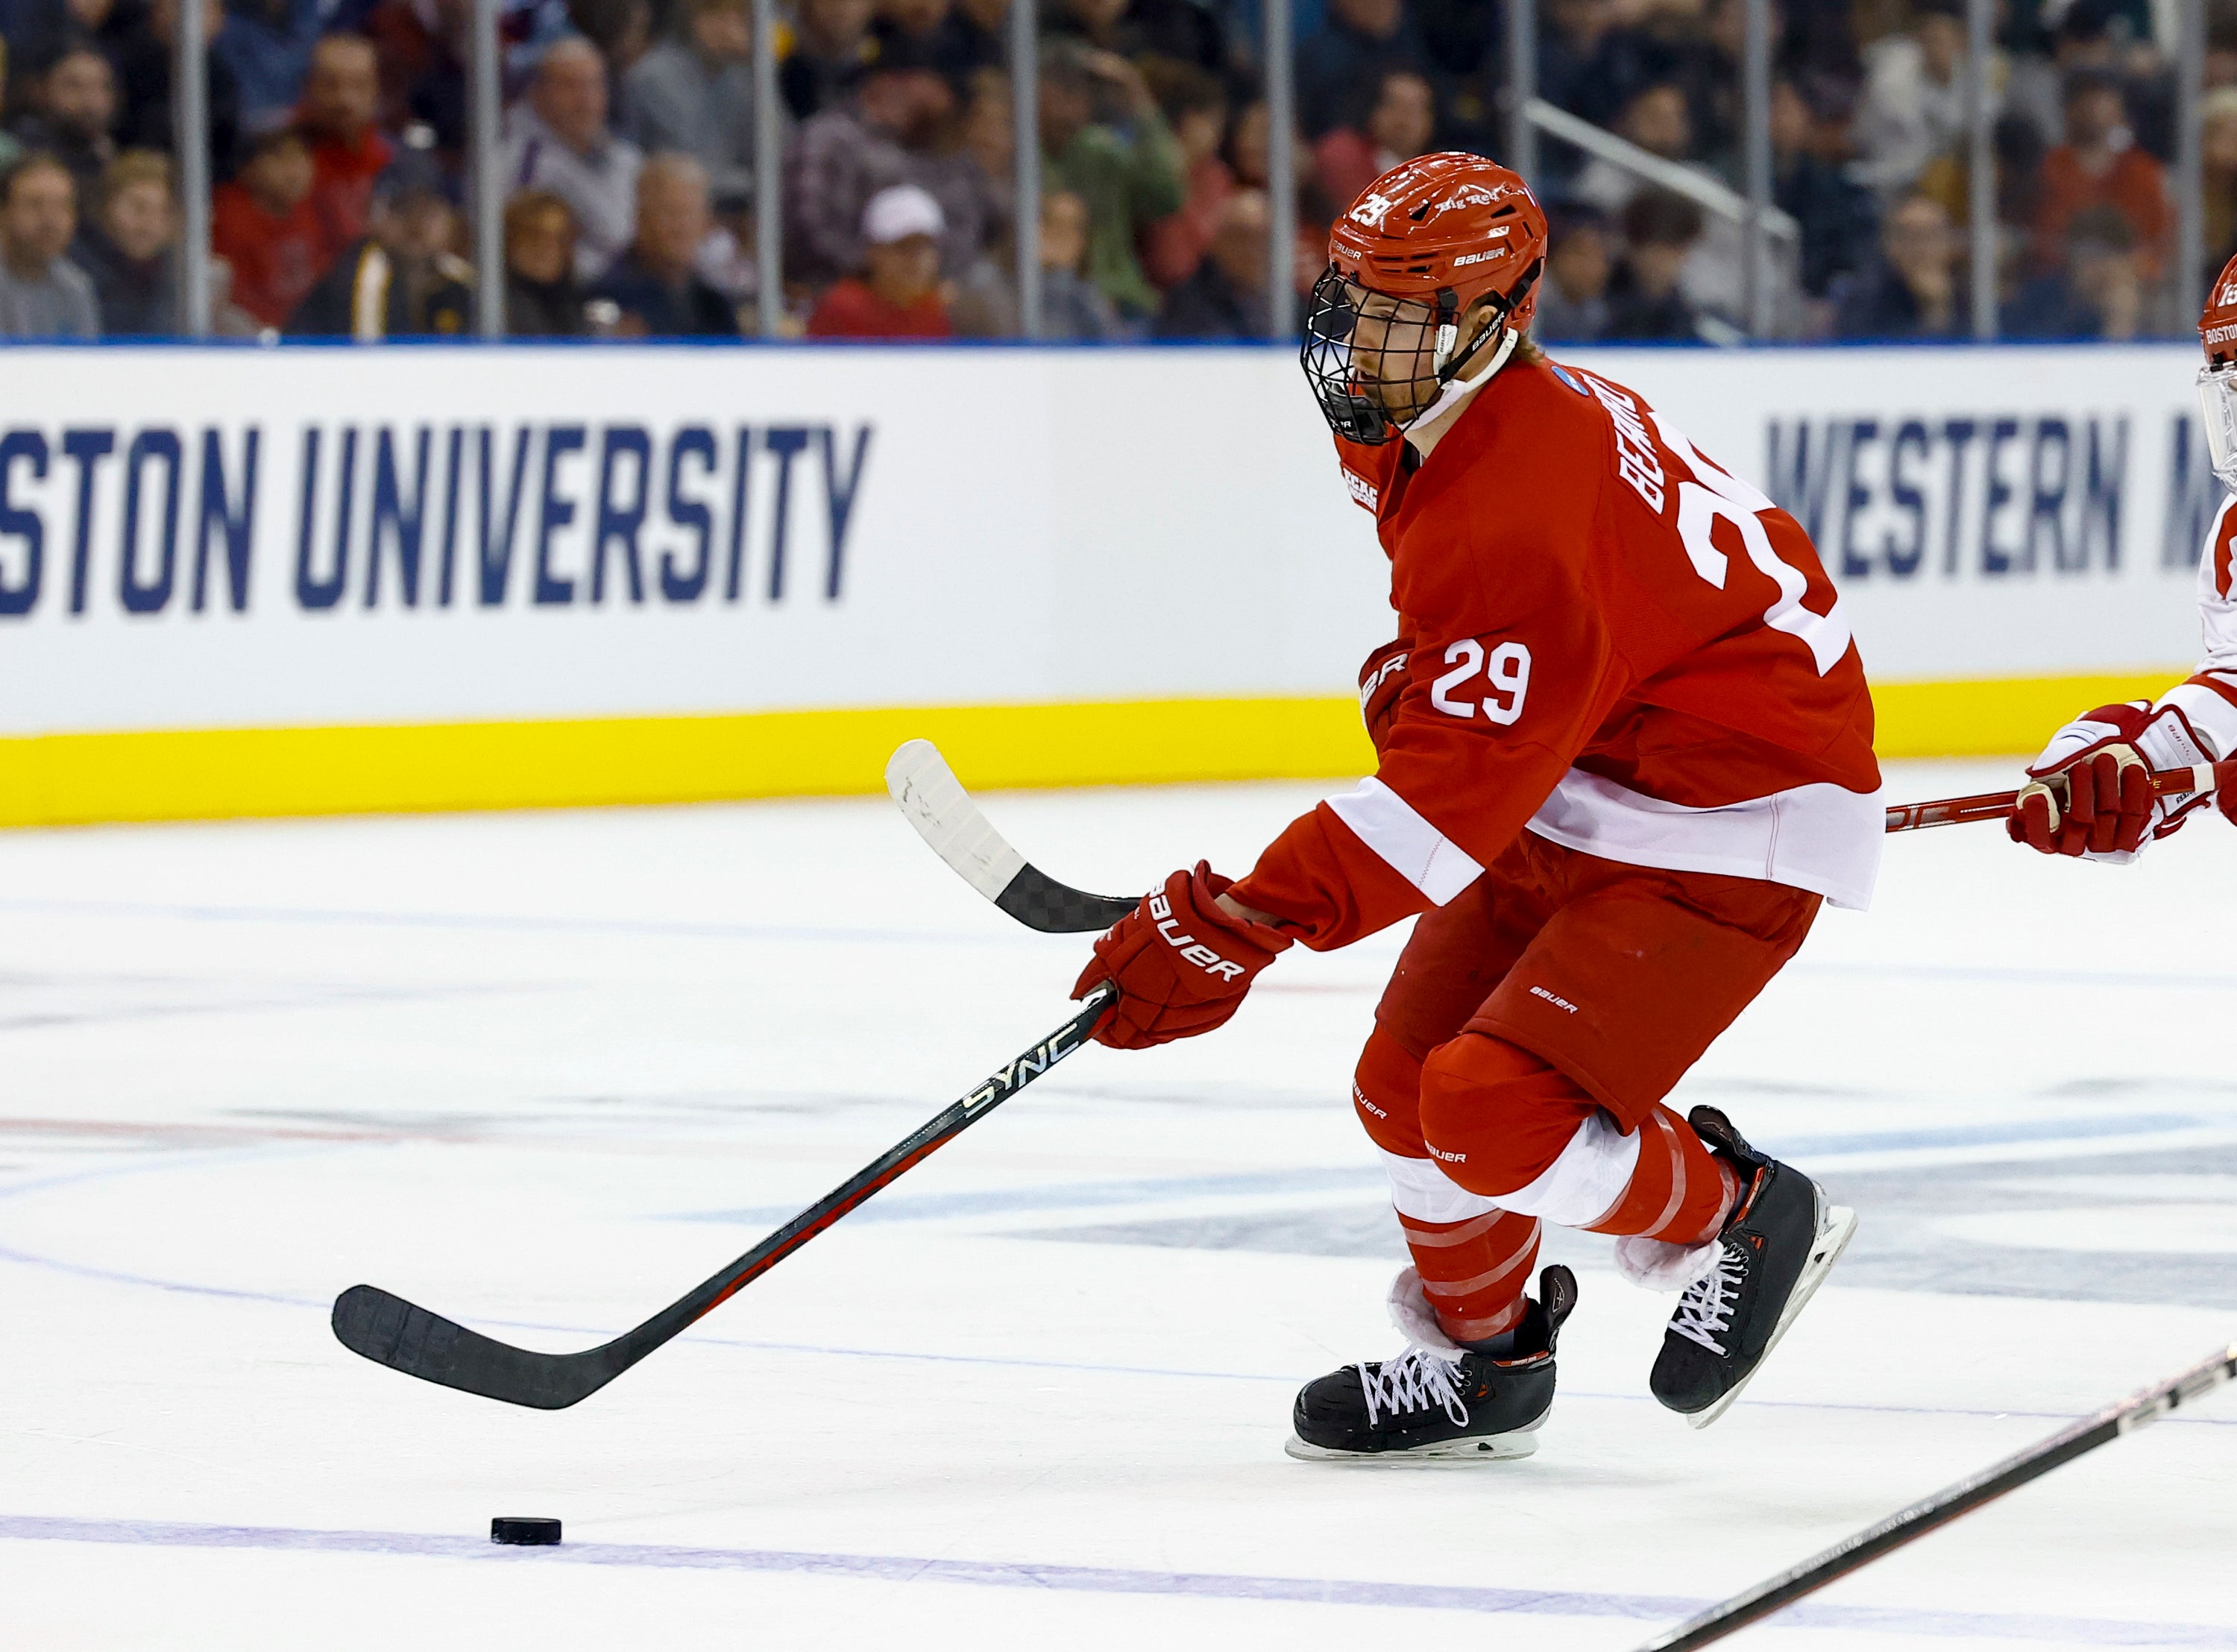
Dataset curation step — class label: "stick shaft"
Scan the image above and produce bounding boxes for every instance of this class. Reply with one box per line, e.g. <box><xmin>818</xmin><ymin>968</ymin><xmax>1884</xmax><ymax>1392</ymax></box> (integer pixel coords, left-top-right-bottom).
<box><xmin>332</xmin><ymin>986</ymin><xmax>1116</xmax><ymax>1406</ymax></box>
<box><xmin>647</xmin><ymin>984</ymin><xmax>1116</xmax><ymax>1345</ymax></box>
<box><xmin>1884</xmin><ymin>757</ymin><xmax>2236</xmax><ymax>833</ymax></box>
<box><xmin>1638</xmin><ymin>1343</ymin><xmax>2237</xmax><ymax>1652</ymax></box>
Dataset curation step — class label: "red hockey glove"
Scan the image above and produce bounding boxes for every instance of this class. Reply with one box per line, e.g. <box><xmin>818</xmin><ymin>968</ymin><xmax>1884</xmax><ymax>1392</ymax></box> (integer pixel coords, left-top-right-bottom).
<box><xmin>1072</xmin><ymin>863</ymin><xmax>1291</xmax><ymax>1050</ymax></box>
<box><xmin>1357</xmin><ymin>638</ymin><xmax>1410</xmax><ymax>757</ymax></box>
<box><xmin>2008</xmin><ymin>701</ymin><xmax>2217</xmax><ymax>861</ymax></box>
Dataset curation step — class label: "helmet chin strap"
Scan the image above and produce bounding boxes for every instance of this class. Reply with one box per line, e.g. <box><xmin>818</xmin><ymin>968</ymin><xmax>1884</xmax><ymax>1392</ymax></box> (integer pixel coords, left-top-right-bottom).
<box><xmin>1435</xmin><ymin>311</ymin><xmax>1517</xmax><ymax>387</ymax></box>
<box><xmin>1466</xmin><ymin>324</ymin><xmax>1520</xmax><ymax>385</ymax></box>
<box><xmin>1402</xmin><ymin>323</ymin><xmax>1521</xmax><ymax>443</ymax></box>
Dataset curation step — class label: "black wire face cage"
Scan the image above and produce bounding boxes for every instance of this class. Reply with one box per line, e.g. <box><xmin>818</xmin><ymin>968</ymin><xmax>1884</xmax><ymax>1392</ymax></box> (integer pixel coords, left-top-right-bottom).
<box><xmin>1300</xmin><ymin>267</ymin><xmax>1465</xmax><ymax>446</ymax></box>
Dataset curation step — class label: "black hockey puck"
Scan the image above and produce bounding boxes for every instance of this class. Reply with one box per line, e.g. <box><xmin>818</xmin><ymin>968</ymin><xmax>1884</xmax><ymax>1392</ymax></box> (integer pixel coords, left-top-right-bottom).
<box><xmin>490</xmin><ymin>1516</ymin><xmax>561</xmax><ymax>1546</ymax></box>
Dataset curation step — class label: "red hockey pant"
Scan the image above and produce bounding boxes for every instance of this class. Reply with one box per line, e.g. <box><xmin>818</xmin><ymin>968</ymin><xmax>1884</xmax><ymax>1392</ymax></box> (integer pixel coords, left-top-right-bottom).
<box><xmin>1356</xmin><ymin>833</ymin><xmax>1820</xmax><ymax>1344</ymax></box>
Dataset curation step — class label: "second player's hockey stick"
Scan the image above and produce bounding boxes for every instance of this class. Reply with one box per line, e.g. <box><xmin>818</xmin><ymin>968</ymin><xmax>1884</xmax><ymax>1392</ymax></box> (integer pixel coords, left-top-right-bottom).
<box><xmin>890</xmin><ymin>740</ymin><xmax>2237</xmax><ymax>936</ymax></box>
<box><xmin>1632</xmin><ymin>1340</ymin><xmax>2237</xmax><ymax>1651</ymax></box>
<box><xmin>1881</xmin><ymin>756</ymin><xmax>2236</xmax><ymax>831</ymax></box>
<box><xmin>330</xmin><ymin>983</ymin><xmax>1116</xmax><ymax>1408</ymax></box>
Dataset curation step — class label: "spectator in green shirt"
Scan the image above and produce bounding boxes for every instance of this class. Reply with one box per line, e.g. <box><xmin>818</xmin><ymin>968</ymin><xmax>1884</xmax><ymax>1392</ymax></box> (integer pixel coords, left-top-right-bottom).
<box><xmin>1037</xmin><ymin>41</ymin><xmax>1184</xmax><ymax>324</ymax></box>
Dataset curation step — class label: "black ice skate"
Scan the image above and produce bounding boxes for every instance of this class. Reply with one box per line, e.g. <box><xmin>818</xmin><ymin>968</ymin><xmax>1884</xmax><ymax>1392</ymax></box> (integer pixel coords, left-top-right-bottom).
<box><xmin>1286</xmin><ymin>1264</ymin><xmax>1577</xmax><ymax>1462</ymax></box>
<box><xmin>1650</xmin><ymin>1106</ymin><xmax>1857</xmax><ymax>1429</ymax></box>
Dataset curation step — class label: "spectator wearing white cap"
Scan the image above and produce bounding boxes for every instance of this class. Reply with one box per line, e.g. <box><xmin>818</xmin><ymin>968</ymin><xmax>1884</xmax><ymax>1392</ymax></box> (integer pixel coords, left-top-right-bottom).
<box><xmin>806</xmin><ymin>182</ymin><xmax>951</xmax><ymax>338</ymax></box>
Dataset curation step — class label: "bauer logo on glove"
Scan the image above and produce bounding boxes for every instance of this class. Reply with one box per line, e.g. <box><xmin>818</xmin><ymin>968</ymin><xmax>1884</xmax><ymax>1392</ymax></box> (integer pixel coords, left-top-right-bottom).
<box><xmin>1145</xmin><ymin>889</ymin><xmax>1250</xmax><ymax>980</ymax></box>
<box><xmin>1074</xmin><ymin>863</ymin><xmax>1291</xmax><ymax>1050</ymax></box>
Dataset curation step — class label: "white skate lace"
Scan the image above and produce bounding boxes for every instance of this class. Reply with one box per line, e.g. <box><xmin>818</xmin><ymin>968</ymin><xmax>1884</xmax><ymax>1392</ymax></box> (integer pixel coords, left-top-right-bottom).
<box><xmin>1670</xmin><ymin>1243</ymin><xmax>1746</xmax><ymax>1355</ymax></box>
<box><xmin>1359</xmin><ymin>1345</ymin><xmax>1469</xmax><ymax>1428</ymax></box>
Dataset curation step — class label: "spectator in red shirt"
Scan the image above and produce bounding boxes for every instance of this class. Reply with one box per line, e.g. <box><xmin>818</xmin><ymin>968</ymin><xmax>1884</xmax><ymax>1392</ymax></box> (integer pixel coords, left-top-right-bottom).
<box><xmin>299</xmin><ymin>34</ymin><xmax>394</xmax><ymax>271</ymax></box>
<box><xmin>210</xmin><ymin>126</ymin><xmax>323</xmax><ymax>328</ymax></box>
<box><xmin>807</xmin><ymin>183</ymin><xmax>951</xmax><ymax>338</ymax></box>
<box><xmin>2032</xmin><ymin>66</ymin><xmax>2169</xmax><ymax>281</ymax></box>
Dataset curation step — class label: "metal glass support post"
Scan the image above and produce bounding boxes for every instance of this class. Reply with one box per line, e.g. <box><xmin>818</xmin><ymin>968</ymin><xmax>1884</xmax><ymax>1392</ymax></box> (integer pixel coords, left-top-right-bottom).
<box><xmin>2177</xmin><ymin>0</ymin><xmax>2206</xmax><ymax>323</ymax></box>
<box><xmin>1740</xmin><ymin>0</ymin><xmax>1771</xmax><ymax>338</ymax></box>
<box><xmin>469</xmin><ymin>0</ymin><xmax>504</xmax><ymax>338</ymax></box>
<box><xmin>174</xmin><ymin>0</ymin><xmax>211</xmax><ymax>335</ymax></box>
<box><xmin>1965</xmin><ymin>0</ymin><xmax>1995</xmax><ymax>338</ymax></box>
<box><xmin>1266</xmin><ymin>0</ymin><xmax>1296</xmax><ymax>337</ymax></box>
<box><xmin>752</xmin><ymin>0</ymin><xmax>782</xmax><ymax>336</ymax></box>
<box><xmin>1506</xmin><ymin>0</ymin><xmax>1535</xmax><ymax>184</ymax></box>
<box><xmin>1012</xmin><ymin>0</ymin><xmax>1042</xmax><ymax>338</ymax></box>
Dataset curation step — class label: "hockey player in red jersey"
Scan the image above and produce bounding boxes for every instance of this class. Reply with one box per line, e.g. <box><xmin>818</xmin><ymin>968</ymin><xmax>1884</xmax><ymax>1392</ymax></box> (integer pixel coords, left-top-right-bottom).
<box><xmin>2007</xmin><ymin>254</ymin><xmax>2237</xmax><ymax>860</ymax></box>
<box><xmin>1074</xmin><ymin>154</ymin><xmax>1871</xmax><ymax>1460</ymax></box>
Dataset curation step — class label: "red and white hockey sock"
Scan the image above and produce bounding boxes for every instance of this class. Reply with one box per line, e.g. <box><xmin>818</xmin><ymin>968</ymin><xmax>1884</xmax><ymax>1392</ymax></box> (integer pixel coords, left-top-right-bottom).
<box><xmin>1353</xmin><ymin>1025</ymin><xmax>1546</xmax><ymax>1345</ymax></box>
<box><xmin>1411</xmin><ymin>1032</ymin><xmax>1741</xmax><ymax>1292</ymax></box>
<box><xmin>1394</xmin><ymin>1206</ymin><xmax>1544</xmax><ymax>1345</ymax></box>
<box><xmin>1467</xmin><ymin>1103</ymin><xmax>1736</xmax><ymax>1293</ymax></box>
<box><xmin>1580</xmin><ymin>1104</ymin><xmax>1739</xmax><ymax>1246</ymax></box>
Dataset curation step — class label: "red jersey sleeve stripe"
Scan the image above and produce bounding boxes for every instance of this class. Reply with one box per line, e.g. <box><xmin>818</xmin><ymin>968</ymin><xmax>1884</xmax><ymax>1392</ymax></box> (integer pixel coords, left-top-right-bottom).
<box><xmin>1326</xmin><ymin>778</ymin><xmax>1488</xmax><ymax>904</ymax></box>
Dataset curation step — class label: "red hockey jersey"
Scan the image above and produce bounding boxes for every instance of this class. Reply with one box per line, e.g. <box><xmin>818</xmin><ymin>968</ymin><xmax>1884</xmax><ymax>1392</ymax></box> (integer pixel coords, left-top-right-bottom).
<box><xmin>1230</xmin><ymin>353</ymin><xmax>1883</xmax><ymax>952</ymax></box>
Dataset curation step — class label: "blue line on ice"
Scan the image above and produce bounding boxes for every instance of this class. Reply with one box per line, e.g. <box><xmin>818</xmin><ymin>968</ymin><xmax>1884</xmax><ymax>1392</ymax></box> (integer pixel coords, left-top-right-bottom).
<box><xmin>0</xmin><ymin>1514</ymin><xmax>2228</xmax><ymax>1644</ymax></box>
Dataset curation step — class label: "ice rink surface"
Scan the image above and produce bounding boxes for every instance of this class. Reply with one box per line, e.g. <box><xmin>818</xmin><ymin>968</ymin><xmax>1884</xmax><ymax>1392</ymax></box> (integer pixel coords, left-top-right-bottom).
<box><xmin>2</xmin><ymin>760</ymin><xmax>2234</xmax><ymax>1651</ymax></box>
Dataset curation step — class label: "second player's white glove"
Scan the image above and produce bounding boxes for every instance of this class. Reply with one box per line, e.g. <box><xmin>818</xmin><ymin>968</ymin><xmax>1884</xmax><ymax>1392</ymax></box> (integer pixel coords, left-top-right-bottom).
<box><xmin>2010</xmin><ymin>701</ymin><xmax>2218</xmax><ymax>863</ymax></box>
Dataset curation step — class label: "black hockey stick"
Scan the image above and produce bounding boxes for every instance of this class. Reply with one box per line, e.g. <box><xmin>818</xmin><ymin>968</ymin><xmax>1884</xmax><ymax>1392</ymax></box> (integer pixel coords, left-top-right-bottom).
<box><xmin>330</xmin><ymin>984</ymin><xmax>1116</xmax><ymax>1409</ymax></box>
<box><xmin>886</xmin><ymin>740</ymin><xmax>1138</xmax><ymax>933</ymax></box>
<box><xmin>1634</xmin><ymin>1340</ymin><xmax>2237</xmax><ymax>1651</ymax></box>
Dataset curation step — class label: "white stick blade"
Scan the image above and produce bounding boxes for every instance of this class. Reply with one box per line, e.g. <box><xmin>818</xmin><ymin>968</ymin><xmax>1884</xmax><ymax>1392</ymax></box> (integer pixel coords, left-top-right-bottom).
<box><xmin>885</xmin><ymin>740</ymin><xmax>1027</xmax><ymax>903</ymax></box>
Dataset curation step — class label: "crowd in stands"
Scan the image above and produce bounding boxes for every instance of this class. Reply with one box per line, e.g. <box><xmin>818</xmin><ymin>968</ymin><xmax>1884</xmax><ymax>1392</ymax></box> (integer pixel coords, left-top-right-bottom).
<box><xmin>0</xmin><ymin>0</ymin><xmax>2219</xmax><ymax>341</ymax></box>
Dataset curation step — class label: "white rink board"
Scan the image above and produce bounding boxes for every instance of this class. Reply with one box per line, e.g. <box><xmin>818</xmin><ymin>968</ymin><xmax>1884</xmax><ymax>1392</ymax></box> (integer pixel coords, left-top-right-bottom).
<box><xmin>0</xmin><ymin>342</ymin><xmax>2215</xmax><ymax>738</ymax></box>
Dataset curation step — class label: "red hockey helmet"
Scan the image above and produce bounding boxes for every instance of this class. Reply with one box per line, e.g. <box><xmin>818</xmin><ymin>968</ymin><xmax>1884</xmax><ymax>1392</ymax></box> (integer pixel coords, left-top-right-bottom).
<box><xmin>2198</xmin><ymin>252</ymin><xmax>2237</xmax><ymax>487</ymax></box>
<box><xmin>1302</xmin><ymin>154</ymin><xmax>1549</xmax><ymax>444</ymax></box>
